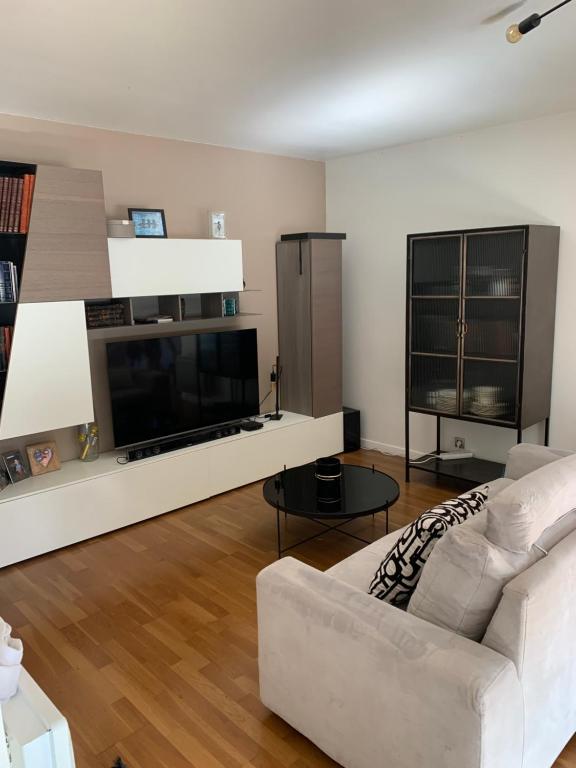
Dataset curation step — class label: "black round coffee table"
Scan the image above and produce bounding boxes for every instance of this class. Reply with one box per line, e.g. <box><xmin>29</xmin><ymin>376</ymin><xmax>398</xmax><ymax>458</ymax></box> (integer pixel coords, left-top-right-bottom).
<box><xmin>263</xmin><ymin>463</ymin><xmax>400</xmax><ymax>558</ymax></box>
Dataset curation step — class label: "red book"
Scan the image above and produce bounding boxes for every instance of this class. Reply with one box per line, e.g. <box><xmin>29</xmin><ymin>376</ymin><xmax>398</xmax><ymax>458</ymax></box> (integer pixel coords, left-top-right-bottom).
<box><xmin>19</xmin><ymin>175</ymin><xmax>31</xmax><ymax>233</ymax></box>
<box><xmin>0</xmin><ymin>178</ymin><xmax>6</xmax><ymax>232</ymax></box>
<box><xmin>1</xmin><ymin>178</ymin><xmax>12</xmax><ymax>233</ymax></box>
<box><xmin>13</xmin><ymin>178</ymin><xmax>23</xmax><ymax>234</ymax></box>
<box><xmin>4</xmin><ymin>327</ymin><xmax>11</xmax><ymax>364</ymax></box>
<box><xmin>27</xmin><ymin>174</ymin><xmax>36</xmax><ymax>230</ymax></box>
<box><xmin>7</xmin><ymin>177</ymin><xmax>16</xmax><ymax>233</ymax></box>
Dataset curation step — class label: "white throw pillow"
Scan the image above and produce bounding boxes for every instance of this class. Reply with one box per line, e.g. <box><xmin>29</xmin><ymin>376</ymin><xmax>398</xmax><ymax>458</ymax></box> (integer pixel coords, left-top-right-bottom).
<box><xmin>504</xmin><ymin>443</ymin><xmax>573</xmax><ymax>481</ymax></box>
<box><xmin>408</xmin><ymin>508</ymin><xmax>576</xmax><ymax>640</ymax></box>
<box><xmin>487</xmin><ymin>452</ymin><xmax>576</xmax><ymax>553</ymax></box>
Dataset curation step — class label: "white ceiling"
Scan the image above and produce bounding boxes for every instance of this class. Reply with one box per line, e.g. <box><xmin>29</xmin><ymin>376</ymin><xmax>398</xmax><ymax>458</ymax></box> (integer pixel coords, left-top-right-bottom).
<box><xmin>2</xmin><ymin>0</ymin><xmax>576</xmax><ymax>159</ymax></box>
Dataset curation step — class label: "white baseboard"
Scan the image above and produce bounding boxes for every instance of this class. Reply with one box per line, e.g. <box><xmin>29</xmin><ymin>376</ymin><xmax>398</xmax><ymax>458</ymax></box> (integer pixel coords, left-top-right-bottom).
<box><xmin>360</xmin><ymin>438</ymin><xmax>427</xmax><ymax>460</ymax></box>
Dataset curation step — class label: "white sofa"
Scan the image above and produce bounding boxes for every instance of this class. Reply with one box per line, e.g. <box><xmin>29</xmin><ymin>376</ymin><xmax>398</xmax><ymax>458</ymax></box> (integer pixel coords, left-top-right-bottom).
<box><xmin>257</xmin><ymin>445</ymin><xmax>576</xmax><ymax>768</ymax></box>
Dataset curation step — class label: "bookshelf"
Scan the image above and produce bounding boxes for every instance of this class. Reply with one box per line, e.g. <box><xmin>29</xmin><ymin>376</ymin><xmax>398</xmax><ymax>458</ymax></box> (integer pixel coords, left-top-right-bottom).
<box><xmin>85</xmin><ymin>289</ymin><xmax>262</xmax><ymax>336</ymax></box>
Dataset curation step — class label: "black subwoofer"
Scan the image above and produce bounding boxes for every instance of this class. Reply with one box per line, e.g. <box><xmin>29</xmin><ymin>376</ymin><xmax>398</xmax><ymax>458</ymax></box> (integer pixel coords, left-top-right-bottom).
<box><xmin>343</xmin><ymin>407</ymin><xmax>361</xmax><ymax>452</ymax></box>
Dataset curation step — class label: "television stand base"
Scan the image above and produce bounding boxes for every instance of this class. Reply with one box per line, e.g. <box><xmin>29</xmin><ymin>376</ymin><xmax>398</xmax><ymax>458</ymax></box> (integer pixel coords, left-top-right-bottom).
<box><xmin>125</xmin><ymin>424</ymin><xmax>241</xmax><ymax>462</ymax></box>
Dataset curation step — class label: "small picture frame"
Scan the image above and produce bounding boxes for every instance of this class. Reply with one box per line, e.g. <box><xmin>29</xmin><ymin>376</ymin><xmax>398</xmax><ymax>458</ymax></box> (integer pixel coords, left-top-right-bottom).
<box><xmin>26</xmin><ymin>441</ymin><xmax>61</xmax><ymax>477</ymax></box>
<box><xmin>2</xmin><ymin>450</ymin><xmax>30</xmax><ymax>483</ymax></box>
<box><xmin>127</xmin><ymin>208</ymin><xmax>167</xmax><ymax>238</ymax></box>
<box><xmin>222</xmin><ymin>297</ymin><xmax>237</xmax><ymax>317</ymax></box>
<box><xmin>209</xmin><ymin>211</ymin><xmax>226</xmax><ymax>239</ymax></box>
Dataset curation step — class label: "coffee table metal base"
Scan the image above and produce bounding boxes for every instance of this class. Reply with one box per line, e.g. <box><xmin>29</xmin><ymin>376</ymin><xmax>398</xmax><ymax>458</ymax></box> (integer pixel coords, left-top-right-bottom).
<box><xmin>275</xmin><ymin>505</ymin><xmax>389</xmax><ymax>559</ymax></box>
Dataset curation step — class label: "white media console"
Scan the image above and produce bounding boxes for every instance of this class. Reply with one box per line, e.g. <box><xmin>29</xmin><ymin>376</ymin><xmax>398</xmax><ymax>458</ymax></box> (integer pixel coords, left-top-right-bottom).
<box><xmin>0</xmin><ymin>411</ymin><xmax>343</xmax><ymax>568</ymax></box>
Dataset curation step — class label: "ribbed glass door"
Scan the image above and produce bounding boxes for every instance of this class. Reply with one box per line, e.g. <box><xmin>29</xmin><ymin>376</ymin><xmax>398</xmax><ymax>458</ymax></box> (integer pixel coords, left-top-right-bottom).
<box><xmin>409</xmin><ymin>235</ymin><xmax>462</xmax><ymax>414</ymax></box>
<box><xmin>460</xmin><ymin>230</ymin><xmax>524</xmax><ymax>424</ymax></box>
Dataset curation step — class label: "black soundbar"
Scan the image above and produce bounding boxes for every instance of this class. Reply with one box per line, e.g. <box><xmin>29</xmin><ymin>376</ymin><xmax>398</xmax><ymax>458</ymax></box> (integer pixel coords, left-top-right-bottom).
<box><xmin>125</xmin><ymin>424</ymin><xmax>242</xmax><ymax>462</ymax></box>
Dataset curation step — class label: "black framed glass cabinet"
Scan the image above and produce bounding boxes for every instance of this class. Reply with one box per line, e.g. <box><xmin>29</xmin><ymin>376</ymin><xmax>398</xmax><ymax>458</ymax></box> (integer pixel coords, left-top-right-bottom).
<box><xmin>405</xmin><ymin>225</ymin><xmax>560</xmax><ymax>484</ymax></box>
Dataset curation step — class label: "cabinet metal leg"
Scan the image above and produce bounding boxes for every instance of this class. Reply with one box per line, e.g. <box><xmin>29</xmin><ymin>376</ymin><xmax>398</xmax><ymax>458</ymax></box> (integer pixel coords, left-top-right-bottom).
<box><xmin>405</xmin><ymin>411</ymin><xmax>411</xmax><ymax>483</ymax></box>
<box><xmin>545</xmin><ymin>418</ymin><xmax>550</xmax><ymax>447</ymax></box>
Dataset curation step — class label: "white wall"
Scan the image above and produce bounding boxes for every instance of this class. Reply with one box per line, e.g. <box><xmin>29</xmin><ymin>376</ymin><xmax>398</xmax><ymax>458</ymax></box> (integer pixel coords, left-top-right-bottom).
<box><xmin>326</xmin><ymin>110</ymin><xmax>576</xmax><ymax>463</ymax></box>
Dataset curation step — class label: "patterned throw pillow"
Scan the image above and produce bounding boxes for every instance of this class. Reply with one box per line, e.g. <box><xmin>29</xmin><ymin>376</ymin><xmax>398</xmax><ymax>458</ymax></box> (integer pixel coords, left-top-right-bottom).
<box><xmin>368</xmin><ymin>490</ymin><xmax>487</xmax><ymax>605</ymax></box>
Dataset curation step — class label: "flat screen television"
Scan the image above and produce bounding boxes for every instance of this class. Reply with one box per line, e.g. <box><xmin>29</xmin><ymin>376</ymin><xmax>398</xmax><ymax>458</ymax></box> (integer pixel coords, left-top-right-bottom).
<box><xmin>106</xmin><ymin>328</ymin><xmax>259</xmax><ymax>448</ymax></box>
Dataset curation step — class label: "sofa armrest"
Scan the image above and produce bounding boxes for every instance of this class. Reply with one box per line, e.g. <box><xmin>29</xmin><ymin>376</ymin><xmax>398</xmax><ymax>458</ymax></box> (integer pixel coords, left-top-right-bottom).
<box><xmin>257</xmin><ymin>557</ymin><xmax>523</xmax><ymax>768</ymax></box>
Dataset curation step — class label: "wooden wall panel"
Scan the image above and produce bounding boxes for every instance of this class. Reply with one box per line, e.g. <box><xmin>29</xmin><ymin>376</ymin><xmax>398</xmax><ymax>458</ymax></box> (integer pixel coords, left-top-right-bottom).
<box><xmin>276</xmin><ymin>240</ymin><xmax>313</xmax><ymax>416</ymax></box>
<box><xmin>311</xmin><ymin>239</ymin><xmax>343</xmax><ymax>417</ymax></box>
<box><xmin>20</xmin><ymin>165</ymin><xmax>111</xmax><ymax>302</ymax></box>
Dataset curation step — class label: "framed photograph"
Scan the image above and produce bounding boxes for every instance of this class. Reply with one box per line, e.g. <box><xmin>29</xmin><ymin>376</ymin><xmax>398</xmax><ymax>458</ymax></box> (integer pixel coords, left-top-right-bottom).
<box><xmin>209</xmin><ymin>211</ymin><xmax>226</xmax><ymax>239</ymax></box>
<box><xmin>127</xmin><ymin>208</ymin><xmax>167</xmax><ymax>238</ymax></box>
<box><xmin>26</xmin><ymin>441</ymin><xmax>61</xmax><ymax>477</ymax></box>
<box><xmin>2</xmin><ymin>450</ymin><xmax>30</xmax><ymax>483</ymax></box>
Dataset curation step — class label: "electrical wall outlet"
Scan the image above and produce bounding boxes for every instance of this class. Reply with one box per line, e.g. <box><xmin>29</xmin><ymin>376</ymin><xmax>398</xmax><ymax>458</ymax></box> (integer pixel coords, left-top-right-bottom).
<box><xmin>454</xmin><ymin>437</ymin><xmax>466</xmax><ymax>450</ymax></box>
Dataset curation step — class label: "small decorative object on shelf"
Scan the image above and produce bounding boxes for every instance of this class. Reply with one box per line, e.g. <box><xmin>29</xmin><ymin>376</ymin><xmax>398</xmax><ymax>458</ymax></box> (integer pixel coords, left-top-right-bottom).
<box><xmin>127</xmin><ymin>208</ymin><xmax>167</xmax><ymax>238</ymax></box>
<box><xmin>106</xmin><ymin>219</ymin><xmax>135</xmax><ymax>238</ymax></box>
<box><xmin>222</xmin><ymin>296</ymin><xmax>237</xmax><ymax>316</ymax></box>
<box><xmin>26</xmin><ymin>441</ymin><xmax>61</xmax><ymax>476</ymax></box>
<box><xmin>78</xmin><ymin>422</ymin><xmax>99</xmax><ymax>462</ymax></box>
<box><xmin>209</xmin><ymin>210</ymin><xmax>226</xmax><ymax>239</ymax></box>
<box><xmin>2</xmin><ymin>449</ymin><xmax>30</xmax><ymax>483</ymax></box>
<box><xmin>85</xmin><ymin>301</ymin><xmax>126</xmax><ymax>329</ymax></box>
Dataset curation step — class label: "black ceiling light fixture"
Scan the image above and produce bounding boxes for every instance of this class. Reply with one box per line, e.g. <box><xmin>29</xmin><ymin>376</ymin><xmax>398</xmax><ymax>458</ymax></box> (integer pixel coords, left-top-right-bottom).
<box><xmin>506</xmin><ymin>0</ymin><xmax>574</xmax><ymax>42</ymax></box>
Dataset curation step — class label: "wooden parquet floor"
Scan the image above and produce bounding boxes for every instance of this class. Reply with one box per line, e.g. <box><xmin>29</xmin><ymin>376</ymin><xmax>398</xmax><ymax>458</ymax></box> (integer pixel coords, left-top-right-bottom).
<box><xmin>0</xmin><ymin>449</ymin><xmax>574</xmax><ymax>767</ymax></box>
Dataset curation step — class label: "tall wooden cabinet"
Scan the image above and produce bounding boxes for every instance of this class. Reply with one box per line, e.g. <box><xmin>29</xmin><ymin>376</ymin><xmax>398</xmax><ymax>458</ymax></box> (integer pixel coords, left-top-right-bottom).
<box><xmin>405</xmin><ymin>225</ymin><xmax>560</xmax><ymax>483</ymax></box>
<box><xmin>276</xmin><ymin>233</ymin><xmax>344</xmax><ymax>418</ymax></box>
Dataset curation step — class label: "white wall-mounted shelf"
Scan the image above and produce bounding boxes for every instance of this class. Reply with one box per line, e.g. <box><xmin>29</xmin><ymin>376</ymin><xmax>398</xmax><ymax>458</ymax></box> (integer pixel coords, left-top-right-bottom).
<box><xmin>108</xmin><ymin>238</ymin><xmax>244</xmax><ymax>298</ymax></box>
<box><xmin>0</xmin><ymin>411</ymin><xmax>343</xmax><ymax>568</ymax></box>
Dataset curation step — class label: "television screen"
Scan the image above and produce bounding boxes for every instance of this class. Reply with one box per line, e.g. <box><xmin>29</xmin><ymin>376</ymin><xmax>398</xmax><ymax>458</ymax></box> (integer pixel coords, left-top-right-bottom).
<box><xmin>106</xmin><ymin>329</ymin><xmax>259</xmax><ymax>447</ymax></box>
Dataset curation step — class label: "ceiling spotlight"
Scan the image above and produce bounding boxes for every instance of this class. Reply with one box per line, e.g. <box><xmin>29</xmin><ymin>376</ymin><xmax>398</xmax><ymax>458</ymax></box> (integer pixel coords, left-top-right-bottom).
<box><xmin>506</xmin><ymin>0</ymin><xmax>573</xmax><ymax>42</ymax></box>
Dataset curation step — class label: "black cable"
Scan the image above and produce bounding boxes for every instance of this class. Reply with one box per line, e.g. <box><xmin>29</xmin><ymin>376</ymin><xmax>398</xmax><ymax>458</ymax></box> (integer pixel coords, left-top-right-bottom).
<box><xmin>259</xmin><ymin>389</ymin><xmax>272</xmax><ymax>407</ymax></box>
<box><xmin>540</xmin><ymin>0</ymin><xmax>573</xmax><ymax>19</ymax></box>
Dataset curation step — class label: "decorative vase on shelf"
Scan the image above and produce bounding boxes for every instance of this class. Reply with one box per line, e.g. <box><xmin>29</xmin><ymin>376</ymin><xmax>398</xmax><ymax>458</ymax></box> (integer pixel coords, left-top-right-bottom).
<box><xmin>78</xmin><ymin>422</ymin><xmax>99</xmax><ymax>462</ymax></box>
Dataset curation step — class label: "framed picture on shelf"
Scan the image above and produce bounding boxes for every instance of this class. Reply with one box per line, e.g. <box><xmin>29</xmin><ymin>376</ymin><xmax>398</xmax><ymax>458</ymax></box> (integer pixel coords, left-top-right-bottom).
<box><xmin>26</xmin><ymin>441</ymin><xmax>61</xmax><ymax>476</ymax></box>
<box><xmin>127</xmin><ymin>208</ymin><xmax>167</xmax><ymax>238</ymax></box>
<box><xmin>209</xmin><ymin>211</ymin><xmax>226</xmax><ymax>239</ymax></box>
<box><xmin>2</xmin><ymin>450</ymin><xmax>30</xmax><ymax>483</ymax></box>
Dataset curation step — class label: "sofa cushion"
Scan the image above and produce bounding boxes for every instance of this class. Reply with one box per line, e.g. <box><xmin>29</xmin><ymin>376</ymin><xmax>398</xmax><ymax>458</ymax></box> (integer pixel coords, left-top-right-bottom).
<box><xmin>326</xmin><ymin>526</ymin><xmax>407</xmax><ymax>592</ymax></box>
<box><xmin>408</xmin><ymin>507</ymin><xmax>576</xmax><ymax>640</ymax></box>
<box><xmin>487</xmin><ymin>452</ymin><xmax>576</xmax><ymax>553</ymax></box>
<box><xmin>473</xmin><ymin>476</ymin><xmax>515</xmax><ymax>499</ymax></box>
<box><xmin>368</xmin><ymin>491</ymin><xmax>487</xmax><ymax>606</ymax></box>
<box><xmin>504</xmin><ymin>443</ymin><xmax>573</xmax><ymax>481</ymax></box>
